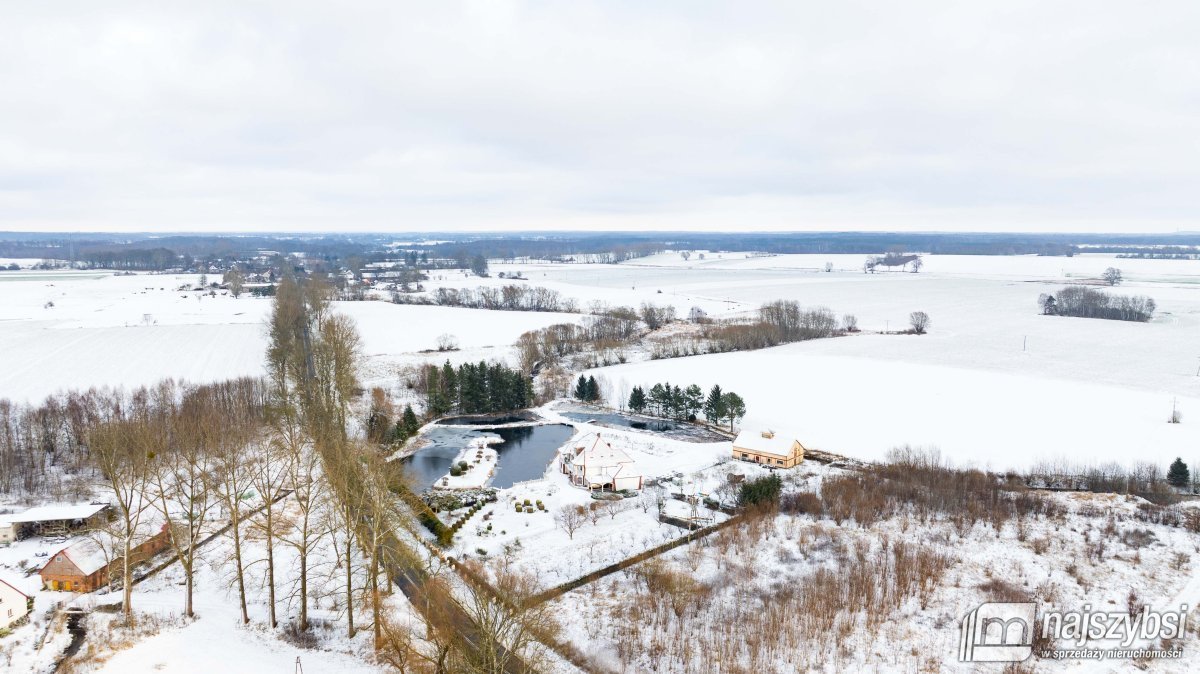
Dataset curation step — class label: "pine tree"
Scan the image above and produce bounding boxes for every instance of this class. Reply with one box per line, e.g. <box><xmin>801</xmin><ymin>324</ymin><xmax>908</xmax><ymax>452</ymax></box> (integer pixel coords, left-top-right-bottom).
<box><xmin>1167</xmin><ymin>458</ymin><xmax>1190</xmax><ymax>488</ymax></box>
<box><xmin>649</xmin><ymin>383</ymin><xmax>667</xmax><ymax>417</ymax></box>
<box><xmin>721</xmin><ymin>391</ymin><xmax>746</xmax><ymax>431</ymax></box>
<box><xmin>684</xmin><ymin>384</ymin><xmax>703</xmax><ymax>420</ymax></box>
<box><xmin>586</xmin><ymin>375</ymin><xmax>600</xmax><ymax>402</ymax></box>
<box><xmin>670</xmin><ymin>385</ymin><xmax>684</xmax><ymax>420</ymax></box>
<box><xmin>704</xmin><ymin>384</ymin><xmax>725</xmax><ymax>425</ymax></box>
<box><xmin>574</xmin><ymin>375</ymin><xmax>589</xmax><ymax>401</ymax></box>
<box><xmin>628</xmin><ymin>386</ymin><xmax>647</xmax><ymax>414</ymax></box>
<box><xmin>441</xmin><ymin>360</ymin><xmax>459</xmax><ymax>413</ymax></box>
<box><xmin>401</xmin><ymin>404</ymin><xmax>420</xmax><ymax>436</ymax></box>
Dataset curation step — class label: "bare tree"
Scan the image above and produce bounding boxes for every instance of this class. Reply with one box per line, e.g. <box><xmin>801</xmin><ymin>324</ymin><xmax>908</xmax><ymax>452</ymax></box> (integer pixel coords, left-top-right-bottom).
<box><xmin>910</xmin><ymin>257</ymin><xmax>924</xmax><ymax>273</ymax></box>
<box><xmin>909</xmin><ymin>311</ymin><xmax>930</xmax><ymax>334</ymax></box>
<box><xmin>281</xmin><ymin>444</ymin><xmax>325</xmax><ymax>631</ymax></box>
<box><xmin>841</xmin><ymin>314</ymin><xmax>858</xmax><ymax>332</ymax></box>
<box><xmin>456</xmin><ymin>561</ymin><xmax>561</xmax><ymax>673</ymax></box>
<box><xmin>249</xmin><ymin>433</ymin><xmax>293</xmax><ymax>628</ymax></box>
<box><xmin>1102</xmin><ymin>267</ymin><xmax>1123</xmax><ymax>286</ymax></box>
<box><xmin>224</xmin><ymin>265</ymin><xmax>246</xmax><ymax>298</ymax></box>
<box><xmin>89</xmin><ymin>399</ymin><xmax>155</xmax><ymax>623</ymax></box>
<box><xmin>435</xmin><ymin>333</ymin><xmax>459</xmax><ymax>352</ymax></box>
<box><xmin>149</xmin><ymin>386</ymin><xmax>218</xmax><ymax>619</ymax></box>
<box><xmin>555</xmin><ymin>505</ymin><xmax>586</xmax><ymax>540</ymax></box>
<box><xmin>208</xmin><ymin>427</ymin><xmax>257</xmax><ymax>624</ymax></box>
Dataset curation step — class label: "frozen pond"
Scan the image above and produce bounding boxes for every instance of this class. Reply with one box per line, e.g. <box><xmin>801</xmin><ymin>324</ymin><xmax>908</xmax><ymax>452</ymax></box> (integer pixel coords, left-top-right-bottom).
<box><xmin>401</xmin><ymin>423</ymin><xmax>575</xmax><ymax>491</ymax></box>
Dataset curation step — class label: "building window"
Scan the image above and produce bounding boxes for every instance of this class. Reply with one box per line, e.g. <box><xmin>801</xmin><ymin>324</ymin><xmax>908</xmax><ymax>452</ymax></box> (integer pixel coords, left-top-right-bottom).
<box><xmin>777</xmin><ymin>459</ymin><xmax>784</xmax><ymax>465</ymax></box>
<box><xmin>741</xmin><ymin>453</ymin><xmax>749</xmax><ymax>459</ymax></box>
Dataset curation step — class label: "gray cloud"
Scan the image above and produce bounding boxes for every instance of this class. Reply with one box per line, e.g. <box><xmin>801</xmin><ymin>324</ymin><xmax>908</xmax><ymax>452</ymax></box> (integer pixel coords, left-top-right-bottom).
<box><xmin>2</xmin><ymin>1</ymin><xmax>1198</xmax><ymax>233</ymax></box>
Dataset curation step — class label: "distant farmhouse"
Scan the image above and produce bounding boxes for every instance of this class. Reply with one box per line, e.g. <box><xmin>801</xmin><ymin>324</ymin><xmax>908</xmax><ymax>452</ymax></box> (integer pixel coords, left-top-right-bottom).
<box><xmin>0</xmin><ymin>503</ymin><xmax>111</xmax><ymax>542</ymax></box>
<box><xmin>560</xmin><ymin>433</ymin><xmax>644</xmax><ymax>491</ymax></box>
<box><xmin>0</xmin><ymin>578</ymin><xmax>32</xmax><ymax>630</ymax></box>
<box><xmin>733</xmin><ymin>428</ymin><xmax>806</xmax><ymax>468</ymax></box>
<box><xmin>39</xmin><ymin>523</ymin><xmax>172</xmax><ymax>592</ymax></box>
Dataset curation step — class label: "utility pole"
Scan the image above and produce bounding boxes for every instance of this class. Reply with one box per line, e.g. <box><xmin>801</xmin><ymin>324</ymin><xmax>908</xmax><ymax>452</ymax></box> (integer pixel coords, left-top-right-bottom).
<box><xmin>1023</xmin><ymin>335</ymin><xmax>1027</xmax><ymax>352</ymax></box>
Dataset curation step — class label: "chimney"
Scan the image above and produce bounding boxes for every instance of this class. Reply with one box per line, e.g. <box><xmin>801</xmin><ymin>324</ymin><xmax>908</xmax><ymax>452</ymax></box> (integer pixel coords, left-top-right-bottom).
<box><xmin>761</xmin><ymin>430</ymin><xmax>775</xmax><ymax>439</ymax></box>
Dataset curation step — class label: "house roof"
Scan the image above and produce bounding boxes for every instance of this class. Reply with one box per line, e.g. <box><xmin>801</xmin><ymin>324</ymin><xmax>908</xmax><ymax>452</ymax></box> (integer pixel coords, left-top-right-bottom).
<box><xmin>43</xmin><ymin>538</ymin><xmax>111</xmax><ymax>577</ymax></box>
<box><xmin>733</xmin><ymin>428</ymin><xmax>802</xmax><ymax>457</ymax></box>
<box><xmin>570</xmin><ymin>434</ymin><xmax>634</xmax><ymax>468</ymax></box>
<box><xmin>1</xmin><ymin>503</ymin><xmax>109</xmax><ymax>525</ymax></box>
<box><xmin>0</xmin><ymin>577</ymin><xmax>29</xmax><ymax>600</ymax></box>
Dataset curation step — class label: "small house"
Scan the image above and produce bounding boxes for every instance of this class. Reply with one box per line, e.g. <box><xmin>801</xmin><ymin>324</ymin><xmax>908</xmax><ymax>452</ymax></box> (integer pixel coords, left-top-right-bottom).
<box><xmin>0</xmin><ymin>578</ymin><xmax>31</xmax><ymax>629</ymax></box>
<box><xmin>733</xmin><ymin>428</ymin><xmax>805</xmax><ymax>468</ymax></box>
<box><xmin>39</xmin><ymin>539</ymin><xmax>111</xmax><ymax>592</ymax></box>
<box><xmin>0</xmin><ymin>519</ymin><xmax>14</xmax><ymax>545</ymax></box>
<box><xmin>561</xmin><ymin>434</ymin><xmax>644</xmax><ymax>491</ymax></box>
<box><xmin>39</xmin><ymin>523</ymin><xmax>173</xmax><ymax>593</ymax></box>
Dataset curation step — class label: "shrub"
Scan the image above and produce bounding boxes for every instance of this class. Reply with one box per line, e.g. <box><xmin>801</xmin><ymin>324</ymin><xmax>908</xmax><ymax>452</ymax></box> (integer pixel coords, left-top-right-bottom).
<box><xmin>739</xmin><ymin>474</ymin><xmax>783</xmax><ymax>507</ymax></box>
<box><xmin>780</xmin><ymin>491</ymin><xmax>823</xmax><ymax>517</ymax></box>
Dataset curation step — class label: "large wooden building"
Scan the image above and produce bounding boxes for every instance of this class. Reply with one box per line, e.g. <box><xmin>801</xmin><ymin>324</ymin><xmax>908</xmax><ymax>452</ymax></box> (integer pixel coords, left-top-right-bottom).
<box><xmin>733</xmin><ymin>428</ymin><xmax>806</xmax><ymax>468</ymax></box>
<box><xmin>1</xmin><ymin>503</ymin><xmax>112</xmax><ymax>541</ymax></box>
<box><xmin>39</xmin><ymin>524</ymin><xmax>173</xmax><ymax>592</ymax></box>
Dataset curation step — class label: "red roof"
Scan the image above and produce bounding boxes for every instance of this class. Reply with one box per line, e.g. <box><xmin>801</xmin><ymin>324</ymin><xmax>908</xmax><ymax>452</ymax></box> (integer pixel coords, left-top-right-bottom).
<box><xmin>0</xmin><ymin>577</ymin><xmax>29</xmax><ymax>599</ymax></box>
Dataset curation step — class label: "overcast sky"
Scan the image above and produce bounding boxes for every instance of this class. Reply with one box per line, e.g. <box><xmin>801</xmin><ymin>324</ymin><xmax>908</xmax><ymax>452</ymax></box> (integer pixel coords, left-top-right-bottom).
<box><xmin>2</xmin><ymin>1</ymin><xmax>1198</xmax><ymax>234</ymax></box>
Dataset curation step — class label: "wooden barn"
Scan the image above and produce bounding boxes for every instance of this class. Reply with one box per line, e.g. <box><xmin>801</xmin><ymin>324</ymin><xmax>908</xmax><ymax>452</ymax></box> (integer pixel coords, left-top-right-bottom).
<box><xmin>39</xmin><ymin>523</ymin><xmax>173</xmax><ymax>592</ymax></box>
<box><xmin>733</xmin><ymin>428</ymin><xmax>806</xmax><ymax>468</ymax></box>
<box><xmin>3</xmin><ymin>503</ymin><xmax>112</xmax><ymax>540</ymax></box>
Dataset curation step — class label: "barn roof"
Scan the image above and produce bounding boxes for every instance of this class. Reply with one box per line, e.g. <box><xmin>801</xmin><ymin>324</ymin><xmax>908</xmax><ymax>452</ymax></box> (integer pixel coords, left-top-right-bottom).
<box><xmin>733</xmin><ymin>428</ymin><xmax>801</xmax><ymax>457</ymax></box>
<box><xmin>1</xmin><ymin>503</ymin><xmax>109</xmax><ymax>524</ymax></box>
<box><xmin>44</xmin><ymin>538</ymin><xmax>110</xmax><ymax>577</ymax></box>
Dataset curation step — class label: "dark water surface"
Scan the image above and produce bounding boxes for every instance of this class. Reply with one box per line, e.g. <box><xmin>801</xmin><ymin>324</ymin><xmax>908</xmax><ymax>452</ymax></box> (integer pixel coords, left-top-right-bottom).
<box><xmin>402</xmin><ymin>424</ymin><xmax>575</xmax><ymax>491</ymax></box>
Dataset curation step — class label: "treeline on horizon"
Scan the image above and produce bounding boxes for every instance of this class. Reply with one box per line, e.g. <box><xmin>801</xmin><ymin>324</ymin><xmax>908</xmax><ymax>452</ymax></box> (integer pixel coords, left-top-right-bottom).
<box><xmin>7</xmin><ymin>231</ymin><xmax>1200</xmax><ymax>271</ymax></box>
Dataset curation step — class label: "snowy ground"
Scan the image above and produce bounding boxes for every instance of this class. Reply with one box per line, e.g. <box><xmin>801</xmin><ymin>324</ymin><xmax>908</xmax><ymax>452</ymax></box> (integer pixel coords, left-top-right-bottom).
<box><xmin>547</xmin><ymin>464</ymin><xmax>1200</xmax><ymax>674</ymax></box>
<box><xmin>0</xmin><ymin>271</ymin><xmax>580</xmax><ymax>402</ymax></box>
<box><xmin>429</xmin><ymin>405</ymin><xmax>735</xmax><ymax>589</ymax></box>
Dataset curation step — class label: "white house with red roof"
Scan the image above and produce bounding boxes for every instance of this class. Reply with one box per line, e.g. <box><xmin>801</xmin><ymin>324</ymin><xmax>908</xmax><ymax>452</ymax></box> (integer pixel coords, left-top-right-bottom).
<box><xmin>560</xmin><ymin>433</ymin><xmax>644</xmax><ymax>491</ymax></box>
<box><xmin>0</xmin><ymin>577</ymin><xmax>31</xmax><ymax>629</ymax></box>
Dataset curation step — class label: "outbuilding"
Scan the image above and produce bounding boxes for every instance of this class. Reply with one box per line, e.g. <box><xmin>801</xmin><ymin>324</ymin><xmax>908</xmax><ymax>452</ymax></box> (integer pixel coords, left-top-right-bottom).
<box><xmin>733</xmin><ymin>428</ymin><xmax>805</xmax><ymax>468</ymax></box>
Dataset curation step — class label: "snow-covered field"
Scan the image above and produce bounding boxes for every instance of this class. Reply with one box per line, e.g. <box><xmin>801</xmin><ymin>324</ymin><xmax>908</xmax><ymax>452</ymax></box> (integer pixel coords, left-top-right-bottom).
<box><xmin>3</xmin><ymin>253</ymin><xmax>1198</xmax><ymax>467</ymax></box>
<box><xmin>5</xmin><ymin>250</ymin><xmax>1200</xmax><ymax>672</ymax></box>
<box><xmin>0</xmin><ymin>272</ymin><xmax>580</xmax><ymax>402</ymax></box>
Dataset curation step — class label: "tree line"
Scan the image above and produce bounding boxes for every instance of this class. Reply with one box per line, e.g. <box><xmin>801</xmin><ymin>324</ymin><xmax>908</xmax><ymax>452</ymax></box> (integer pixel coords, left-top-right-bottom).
<box><xmin>1039</xmin><ymin>286</ymin><xmax>1156</xmax><ymax>322</ymax></box>
<box><xmin>393</xmin><ymin>284</ymin><xmax>581</xmax><ymax>313</ymax></box>
<box><xmin>416</xmin><ymin>360</ymin><xmax>535</xmax><ymax>418</ymax></box>
<box><xmin>627</xmin><ymin>382</ymin><xmax>746</xmax><ymax>430</ymax></box>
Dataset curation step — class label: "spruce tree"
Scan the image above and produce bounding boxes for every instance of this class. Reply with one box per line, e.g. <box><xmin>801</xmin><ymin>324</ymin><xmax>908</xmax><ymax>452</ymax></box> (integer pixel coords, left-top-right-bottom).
<box><xmin>649</xmin><ymin>383</ymin><xmax>667</xmax><ymax>417</ymax></box>
<box><xmin>574</xmin><ymin>375</ymin><xmax>589</xmax><ymax>401</ymax></box>
<box><xmin>704</xmin><ymin>384</ymin><xmax>724</xmax><ymax>424</ymax></box>
<box><xmin>1167</xmin><ymin>458</ymin><xmax>1190</xmax><ymax>488</ymax></box>
<box><xmin>586</xmin><ymin>375</ymin><xmax>600</xmax><ymax>402</ymax></box>
<box><xmin>628</xmin><ymin>386</ymin><xmax>647</xmax><ymax>414</ymax></box>
<box><xmin>401</xmin><ymin>404</ymin><xmax>420</xmax><ymax>436</ymax></box>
